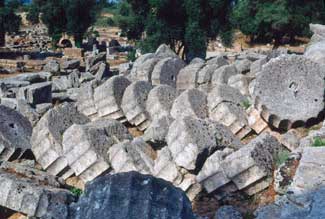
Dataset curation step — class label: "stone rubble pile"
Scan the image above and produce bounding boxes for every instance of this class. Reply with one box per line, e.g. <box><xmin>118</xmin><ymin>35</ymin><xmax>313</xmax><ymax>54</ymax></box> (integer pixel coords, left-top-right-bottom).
<box><xmin>1</xmin><ymin>24</ymin><xmax>325</xmax><ymax>219</ymax></box>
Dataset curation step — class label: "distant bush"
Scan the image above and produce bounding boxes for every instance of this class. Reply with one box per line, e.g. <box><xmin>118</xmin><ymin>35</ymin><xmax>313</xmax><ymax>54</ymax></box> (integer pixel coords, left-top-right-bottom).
<box><xmin>312</xmin><ymin>137</ymin><xmax>325</xmax><ymax>147</ymax></box>
<box><xmin>127</xmin><ymin>49</ymin><xmax>136</xmax><ymax>62</ymax></box>
<box><xmin>274</xmin><ymin>150</ymin><xmax>290</xmax><ymax>168</ymax></box>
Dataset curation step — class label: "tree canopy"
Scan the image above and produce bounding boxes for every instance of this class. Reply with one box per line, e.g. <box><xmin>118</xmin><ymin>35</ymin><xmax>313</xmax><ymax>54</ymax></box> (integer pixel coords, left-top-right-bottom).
<box><xmin>232</xmin><ymin>0</ymin><xmax>325</xmax><ymax>45</ymax></box>
<box><xmin>116</xmin><ymin>0</ymin><xmax>233</xmax><ymax>61</ymax></box>
<box><xmin>27</xmin><ymin>0</ymin><xmax>96</xmax><ymax>47</ymax></box>
<box><xmin>0</xmin><ymin>0</ymin><xmax>21</xmax><ymax>45</ymax></box>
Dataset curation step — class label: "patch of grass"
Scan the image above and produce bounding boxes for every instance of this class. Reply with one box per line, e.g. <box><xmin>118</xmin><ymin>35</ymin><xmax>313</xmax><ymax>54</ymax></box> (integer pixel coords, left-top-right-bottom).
<box><xmin>241</xmin><ymin>100</ymin><xmax>251</xmax><ymax>110</ymax></box>
<box><xmin>70</xmin><ymin>187</ymin><xmax>83</xmax><ymax>197</ymax></box>
<box><xmin>274</xmin><ymin>150</ymin><xmax>290</xmax><ymax>168</ymax></box>
<box><xmin>312</xmin><ymin>137</ymin><xmax>325</xmax><ymax>147</ymax></box>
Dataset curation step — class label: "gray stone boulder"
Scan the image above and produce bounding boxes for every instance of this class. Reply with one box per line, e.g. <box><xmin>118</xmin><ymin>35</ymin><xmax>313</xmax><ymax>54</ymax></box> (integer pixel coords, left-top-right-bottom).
<box><xmin>228</xmin><ymin>74</ymin><xmax>252</xmax><ymax>97</ymax></box>
<box><xmin>85</xmin><ymin>52</ymin><xmax>106</xmax><ymax>71</ymax></box>
<box><xmin>134</xmin><ymin>57</ymin><xmax>160</xmax><ymax>82</ymax></box>
<box><xmin>61</xmin><ymin>59</ymin><xmax>80</xmax><ymax>70</ymax></box>
<box><xmin>152</xmin><ymin>57</ymin><xmax>185</xmax><ymax>87</ymax></box>
<box><xmin>52</xmin><ymin>76</ymin><xmax>73</xmax><ymax>92</ymax></box>
<box><xmin>17</xmin><ymin>82</ymin><xmax>52</xmax><ymax>106</ymax></box>
<box><xmin>31</xmin><ymin>103</ymin><xmax>90</xmax><ymax>179</ymax></box>
<box><xmin>16</xmin><ymin>99</ymin><xmax>40</xmax><ymax>126</ymax></box>
<box><xmin>43</xmin><ymin>60</ymin><xmax>60</xmax><ymax>74</ymax></box>
<box><xmin>129</xmin><ymin>53</ymin><xmax>155</xmax><ymax>81</ymax></box>
<box><xmin>255</xmin><ymin>187</ymin><xmax>325</xmax><ymax>219</ymax></box>
<box><xmin>253</xmin><ymin>55</ymin><xmax>324</xmax><ymax>130</ymax></box>
<box><xmin>94</xmin><ymin>75</ymin><xmax>131</xmax><ymax>121</ymax></box>
<box><xmin>171</xmin><ymin>89</ymin><xmax>208</xmax><ymax>119</ymax></box>
<box><xmin>95</xmin><ymin>62</ymin><xmax>110</xmax><ymax>82</ymax></box>
<box><xmin>207</xmin><ymin>55</ymin><xmax>228</xmax><ymax>66</ymax></box>
<box><xmin>155</xmin><ymin>44</ymin><xmax>179</xmax><ymax>59</ymax></box>
<box><xmin>197</xmin><ymin>64</ymin><xmax>221</xmax><ymax>92</ymax></box>
<box><xmin>208</xmin><ymin>84</ymin><xmax>251</xmax><ymax>138</ymax></box>
<box><xmin>68</xmin><ymin>172</ymin><xmax>196</xmax><ymax>219</ymax></box>
<box><xmin>143</xmin><ymin>115</ymin><xmax>174</xmax><ymax>143</ymax></box>
<box><xmin>0</xmin><ymin>161</ymin><xmax>75</xmax><ymax>218</ymax></box>
<box><xmin>63</xmin><ymin>119</ymin><xmax>132</xmax><ymax>182</ymax></box>
<box><xmin>177</xmin><ymin>62</ymin><xmax>205</xmax><ymax>90</ymax></box>
<box><xmin>305</xmin><ymin>40</ymin><xmax>325</xmax><ymax>64</ymax></box>
<box><xmin>146</xmin><ymin>84</ymin><xmax>177</xmax><ymax>120</ymax></box>
<box><xmin>211</xmin><ymin>64</ymin><xmax>238</xmax><ymax>87</ymax></box>
<box><xmin>76</xmin><ymin>82</ymin><xmax>98</xmax><ymax>119</ymax></box>
<box><xmin>109</xmin><ymin>138</ymin><xmax>154</xmax><ymax>174</ymax></box>
<box><xmin>250</xmin><ymin>57</ymin><xmax>268</xmax><ymax>76</ymax></box>
<box><xmin>121</xmin><ymin>81</ymin><xmax>153</xmax><ymax>130</ymax></box>
<box><xmin>215</xmin><ymin>206</ymin><xmax>242</xmax><ymax>219</ymax></box>
<box><xmin>0</xmin><ymin>105</ymin><xmax>32</xmax><ymax>161</ymax></box>
<box><xmin>166</xmin><ymin>117</ymin><xmax>240</xmax><ymax>170</ymax></box>
<box><xmin>234</xmin><ymin>59</ymin><xmax>252</xmax><ymax>74</ymax></box>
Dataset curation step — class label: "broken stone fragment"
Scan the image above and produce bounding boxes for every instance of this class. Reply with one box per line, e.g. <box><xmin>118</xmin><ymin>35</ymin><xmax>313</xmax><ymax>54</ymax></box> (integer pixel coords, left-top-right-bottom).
<box><xmin>0</xmin><ymin>161</ymin><xmax>74</xmax><ymax>218</ymax></box>
<box><xmin>17</xmin><ymin>82</ymin><xmax>52</xmax><ymax>106</ymax></box>
<box><xmin>210</xmin><ymin>64</ymin><xmax>238</xmax><ymax>86</ymax></box>
<box><xmin>31</xmin><ymin>103</ymin><xmax>90</xmax><ymax>179</ymax></box>
<box><xmin>143</xmin><ymin>115</ymin><xmax>174</xmax><ymax>143</ymax></box>
<box><xmin>94</xmin><ymin>75</ymin><xmax>131</xmax><ymax>121</ymax></box>
<box><xmin>177</xmin><ymin>62</ymin><xmax>205</xmax><ymax>90</ymax></box>
<box><xmin>121</xmin><ymin>81</ymin><xmax>153</xmax><ymax>130</ymax></box>
<box><xmin>166</xmin><ymin>117</ymin><xmax>239</xmax><ymax>171</ymax></box>
<box><xmin>61</xmin><ymin>59</ymin><xmax>80</xmax><ymax>70</ymax></box>
<box><xmin>171</xmin><ymin>88</ymin><xmax>208</xmax><ymax>120</ymax></box>
<box><xmin>151</xmin><ymin>57</ymin><xmax>185</xmax><ymax>87</ymax></box>
<box><xmin>208</xmin><ymin>84</ymin><xmax>251</xmax><ymax>138</ymax></box>
<box><xmin>253</xmin><ymin>55</ymin><xmax>324</xmax><ymax>130</ymax></box>
<box><xmin>76</xmin><ymin>82</ymin><xmax>98</xmax><ymax>119</ymax></box>
<box><xmin>0</xmin><ymin>105</ymin><xmax>32</xmax><ymax>161</ymax></box>
<box><xmin>146</xmin><ymin>84</ymin><xmax>177</xmax><ymax>120</ymax></box>
<box><xmin>63</xmin><ymin>119</ymin><xmax>132</xmax><ymax>182</ymax></box>
<box><xmin>68</xmin><ymin>171</ymin><xmax>196</xmax><ymax>219</ymax></box>
<box><xmin>109</xmin><ymin>138</ymin><xmax>154</xmax><ymax>174</ymax></box>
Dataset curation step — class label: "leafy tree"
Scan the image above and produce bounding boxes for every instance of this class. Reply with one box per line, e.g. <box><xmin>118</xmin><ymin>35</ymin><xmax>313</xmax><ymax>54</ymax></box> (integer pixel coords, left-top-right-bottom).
<box><xmin>0</xmin><ymin>0</ymin><xmax>21</xmax><ymax>46</ymax></box>
<box><xmin>117</xmin><ymin>0</ymin><xmax>232</xmax><ymax>61</ymax></box>
<box><xmin>40</xmin><ymin>0</ymin><xmax>96</xmax><ymax>47</ymax></box>
<box><xmin>66</xmin><ymin>0</ymin><xmax>96</xmax><ymax>47</ymax></box>
<box><xmin>232</xmin><ymin>0</ymin><xmax>325</xmax><ymax>45</ymax></box>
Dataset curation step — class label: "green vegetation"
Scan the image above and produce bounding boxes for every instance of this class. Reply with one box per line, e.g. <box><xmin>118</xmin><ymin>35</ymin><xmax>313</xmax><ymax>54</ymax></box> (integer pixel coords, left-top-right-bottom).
<box><xmin>232</xmin><ymin>0</ymin><xmax>325</xmax><ymax>46</ymax></box>
<box><xmin>274</xmin><ymin>150</ymin><xmax>290</xmax><ymax>168</ymax></box>
<box><xmin>27</xmin><ymin>0</ymin><xmax>97</xmax><ymax>47</ymax></box>
<box><xmin>312</xmin><ymin>137</ymin><xmax>325</xmax><ymax>147</ymax></box>
<box><xmin>70</xmin><ymin>187</ymin><xmax>83</xmax><ymax>197</ymax></box>
<box><xmin>241</xmin><ymin>100</ymin><xmax>251</xmax><ymax>110</ymax></box>
<box><xmin>116</xmin><ymin>0</ymin><xmax>233</xmax><ymax>62</ymax></box>
<box><xmin>127</xmin><ymin>49</ymin><xmax>136</xmax><ymax>62</ymax></box>
<box><xmin>0</xmin><ymin>0</ymin><xmax>21</xmax><ymax>45</ymax></box>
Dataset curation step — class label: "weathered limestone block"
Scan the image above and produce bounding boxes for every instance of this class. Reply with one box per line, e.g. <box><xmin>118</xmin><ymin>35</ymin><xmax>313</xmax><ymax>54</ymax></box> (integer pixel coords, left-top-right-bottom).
<box><xmin>94</xmin><ymin>75</ymin><xmax>131</xmax><ymax>121</ymax></box>
<box><xmin>206</xmin><ymin>55</ymin><xmax>229</xmax><ymax>66</ymax></box>
<box><xmin>211</xmin><ymin>64</ymin><xmax>238</xmax><ymax>87</ymax></box>
<box><xmin>5</xmin><ymin>72</ymin><xmax>52</xmax><ymax>84</ymax></box>
<box><xmin>129</xmin><ymin>53</ymin><xmax>155</xmax><ymax>81</ymax></box>
<box><xmin>85</xmin><ymin>52</ymin><xmax>106</xmax><ymax>71</ymax></box>
<box><xmin>43</xmin><ymin>60</ymin><xmax>60</xmax><ymax>74</ymax></box>
<box><xmin>253</xmin><ymin>55</ymin><xmax>324</xmax><ymax>130</ymax></box>
<box><xmin>68</xmin><ymin>172</ymin><xmax>196</xmax><ymax>219</ymax></box>
<box><xmin>63</xmin><ymin>119</ymin><xmax>132</xmax><ymax>182</ymax></box>
<box><xmin>171</xmin><ymin>89</ymin><xmax>208</xmax><ymax>119</ymax></box>
<box><xmin>121</xmin><ymin>81</ymin><xmax>153</xmax><ymax>130</ymax></box>
<box><xmin>197</xmin><ymin>64</ymin><xmax>221</xmax><ymax>92</ymax></box>
<box><xmin>305</xmin><ymin>40</ymin><xmax>325</xmax><ymax>64</ymax></box>
<box><xmin>208</xmin><ymin>84</ymin><xmax>251</xmax><ymax>138</ymax></box>
<box><xmin>289</xmin><ymin>147</ymin><xmax>325</xmax><ymax>195</ymax></box>
<box><xmin>143</xmin><ymin>115</ymin><xmax>174</xmax><ymax>143</ymax></box>
<box><xmin>95</xmin><ymin>62</ymin><xmax>110</xmax><ymax>82</ymax></box>
<box><xmin>0</xmin><ymin>105</ymin><xmax>32</xmax><ymax>161</ymax></box>
<box><xmin>146</xmin><ymin>84</ymin><xmax>177</xmax><ymax>119</ymax></box>
<box><xmin>0</xmin><ymin>162</ymin><xmax>74</xmax><ymax>218</ymax></box>
<box><xmin>61</xmin><ymin>59</ymin><xmax>80</xmax><ymax>70</ymax></box>
<box><xmin>176</xmin><ymin>62</ymin><xmax>205</xmax><ymax>90</ymax></box>
<box><xmin>197</xmin><ymin>133</ymin><xmax>281</xmax><ymax>193</ymax></box>
<box><xmin>109</xmin><ymin>138</ymin><xmax>154</xmax><ymax>174</ymax></box>
<box><xmin>79</xmin><ymin>72</ymin><xmax>95</xmax><ymax>83</ymax></box>
<box><xmin>0</xmin><ymin>97</ymin><xmax>17</xmax><ymax>109</ymax></box>
<box><xmin>151</xmin><ymin>57</ymin><xmax>185</xmax><ymax>87</ymax></box>
<box><xmin>234</xmin><ymin>59</ymin><xmax>252</xmax><ymax>74</ymax></box>
<box><xmin>215</xmin><ymin>206</ymin><xmax>243</xmax><ymax>219</ymax></box>
<box><xmin>135</xmin><ymin>57</ymin><xmax>160</xmax><ymax>82</ymax></box>
<box><xmin>154</xmin><ymin>44</ymin><xmax>179</xmax><ymax>59</ymax></box>
<box><xmin>76</xmin><ymin>82</ymin><xmax>98</xmax><ymax>119</ymax></box>
<box><xmin>228</xmin><ymin>74</ymin><xmax>252</xmax><ymax>97</ymax></box>
<box><xmin>16</xmin><ymin>99</ymin><xmax>40</xmax><ymax>126</ymax></box>
<box><xmin>31</xmin><ymin>103</ymin><xmax>90</xmax><ymax>178</ymax></box>
<box><xmin>250</xmin><ymin>57</ymin><xmax>267</xmax><ymax>76</ymax></box>
<box><xmin>17</xmin><ymin>82</ymin><xmax>52</xmax><ymax>106</ymax></box>
<box><xmin>52</xmin><ymin>76</ymin><xmax>73</xmax><ymax>92</ymax></box>
<box><xmin>166</xmin><ymin>117</ymin><xmax>239</xmax><ymax>170</ymax></box>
